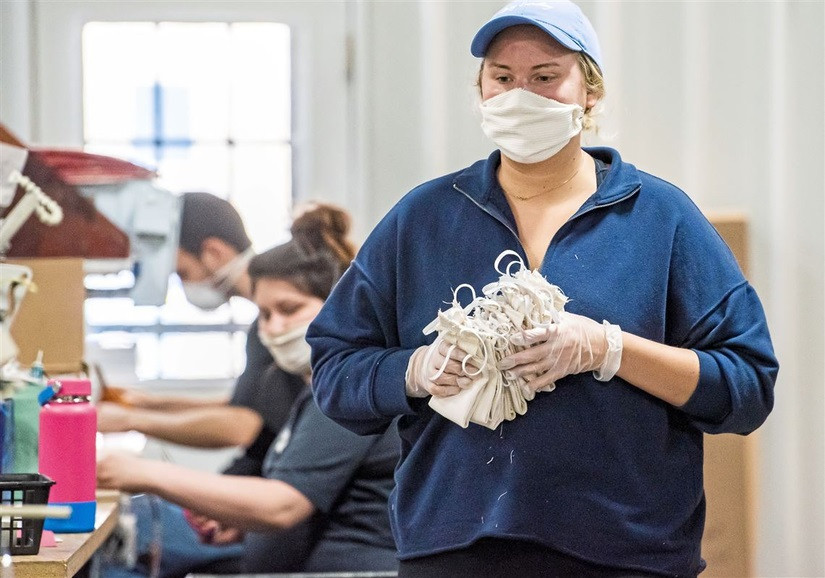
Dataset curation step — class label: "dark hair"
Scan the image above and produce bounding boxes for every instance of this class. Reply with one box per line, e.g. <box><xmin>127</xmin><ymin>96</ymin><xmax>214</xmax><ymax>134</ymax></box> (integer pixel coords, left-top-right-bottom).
<box><xmin>247</xmin><ymin>202</ymin><xmax>357</xmax><ymax>300</ymax></box>
<box><xmin>178</xmin><ymin>192</ymin><xmax>252</xmax><ymax>256</ymax></box>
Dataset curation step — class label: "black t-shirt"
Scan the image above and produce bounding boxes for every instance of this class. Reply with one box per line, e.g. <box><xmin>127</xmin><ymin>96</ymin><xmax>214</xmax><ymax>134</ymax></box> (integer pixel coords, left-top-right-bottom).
<box><xmin>241</xmin><ymin>391</ymin><xmax>399</xmax><ymax>573</ymax></box>
<box><xmin>223</xmin><ymin>318</ymin><xmax>305</xmax><ymax>476</ymax></box>
<box><xmin>229</xmin><ymin>317</ymin><xmax>274</xmax><ymax>412</ymax></box>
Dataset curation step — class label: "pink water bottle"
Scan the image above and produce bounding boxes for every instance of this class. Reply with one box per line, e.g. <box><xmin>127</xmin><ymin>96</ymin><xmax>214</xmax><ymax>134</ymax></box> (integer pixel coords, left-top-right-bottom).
<box><xmin>38</xmin><ymin>378</ymin><xmax>97</xmax><ymax>532</ymax></box>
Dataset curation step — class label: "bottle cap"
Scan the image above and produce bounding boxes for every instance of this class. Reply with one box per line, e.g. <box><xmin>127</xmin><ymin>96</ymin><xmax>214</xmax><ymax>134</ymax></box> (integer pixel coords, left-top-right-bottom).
<box><xmin>48</xmin><ymin>378</ymin><xmax>91</xmax><ymax>397</ymax></box>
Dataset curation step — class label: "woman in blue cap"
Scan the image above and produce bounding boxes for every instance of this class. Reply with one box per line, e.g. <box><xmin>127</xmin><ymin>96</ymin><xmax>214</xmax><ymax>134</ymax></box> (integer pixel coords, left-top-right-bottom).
<box><xmin>308</xmin><ymin>1</ymin><xmax>778</xmax><ymax>576</ymax></box>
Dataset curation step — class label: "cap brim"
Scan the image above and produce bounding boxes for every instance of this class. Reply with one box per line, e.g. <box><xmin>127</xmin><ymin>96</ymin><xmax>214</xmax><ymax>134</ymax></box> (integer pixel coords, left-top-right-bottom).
<box><xmin>471</xmin><ymin>15</ymin><xmax>582</xmax><ymax>58</ymax></box>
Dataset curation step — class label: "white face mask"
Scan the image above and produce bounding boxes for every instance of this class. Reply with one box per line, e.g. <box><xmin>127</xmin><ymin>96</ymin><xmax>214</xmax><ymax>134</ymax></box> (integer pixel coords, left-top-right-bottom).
<box><xmin>181</xmin><ymin>247</ymin><xmax>254</xmax><ymax>311</ymax></box>
<box><xmin>479</xmin><ymin>89</ymin><xmax>584</xmax><ymax>164</ymax></box>
<box><xmin>258</xmin><ymin>323</ymin><xmax>313</xmax><ymax>376</ymax></box>
<box><xmin>182</xmin><ymin>282</ymin><xmax>229</xmax><ymax>311</ymax></box>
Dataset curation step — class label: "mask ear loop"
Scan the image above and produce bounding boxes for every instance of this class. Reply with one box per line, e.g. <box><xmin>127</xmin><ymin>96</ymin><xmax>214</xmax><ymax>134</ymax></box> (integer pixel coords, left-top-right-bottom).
<box><xmin>456</xmin><ymin>283</ymin><xmax>493</xmax><ymax>377</ymax></box>
<box><xmin>482</xmin><ymin>301</ymin><xmax>517</xmax><ymax>339</ymax></box>
<box><xmin>511</xmin><ymin>276</ymin><xmax>563</xmax><ymax>325</ymax></box>
<box><xmin>472</xmin><ymin>298</ymin><xmax>514</xmax><ymax>375</ymax></box>
<box><xmin>429</xmin><ymin>285</ymin><xmax>477</xmax><ymax>331</ymax></box>
<box><xmin>484</xmin><ymin>270</ymin><xmax>534</xmax><ymax>341</ymax></box>
<box><xmin>423</xmin><ymin>284</ymin><xmax>482</xmax><ymax>380</ymax></box>
<box><xmin>212</xmin><ymin>246</ymin><xmax>255</xmax><ymax>292</ymax></box>
<box><xmin>451</xmin><ymin>283</ymin><xmax>478</xmax><ymax>313</ymax></box>
<box><xmin>493</xmin><ymin>250</ymin><xmax>525</xmax><ymax>277</ymax></box>
<box><xmin>425</xmin><ymin>334</ymin><xmax>482</xmax><ymax>381</ymax></box>
<box><xmin>489</xmin><ymin>279</ymin><xmax>536</xmax><ymax>329</ymax></box>
<box><xmin>456</xmin><ymin>327</ymin><xmax>487</xmax><ymax>377</ymax></box>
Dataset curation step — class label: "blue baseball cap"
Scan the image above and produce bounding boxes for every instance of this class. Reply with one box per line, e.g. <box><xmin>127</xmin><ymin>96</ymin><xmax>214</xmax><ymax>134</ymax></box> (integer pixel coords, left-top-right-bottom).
<box><xmin>471</xmin><ymin>0</ymin><xmax>604</xmax><ymax>73</ymax></box>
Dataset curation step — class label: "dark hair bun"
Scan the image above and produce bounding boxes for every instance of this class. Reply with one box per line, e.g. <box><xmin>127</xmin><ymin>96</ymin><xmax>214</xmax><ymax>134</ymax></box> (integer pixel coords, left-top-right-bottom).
<box><xmin>290</xmin><ymin>202</ymin><xmax>356</xmax><ymax>271</ymax></box>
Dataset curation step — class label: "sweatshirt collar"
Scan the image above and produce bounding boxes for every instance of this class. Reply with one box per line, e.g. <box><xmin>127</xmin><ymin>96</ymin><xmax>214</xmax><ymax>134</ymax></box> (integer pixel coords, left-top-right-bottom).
<box><xmin>453</xmin><ymin>147</ymin><xmax>641</xmax><ymax>208</ymax></box>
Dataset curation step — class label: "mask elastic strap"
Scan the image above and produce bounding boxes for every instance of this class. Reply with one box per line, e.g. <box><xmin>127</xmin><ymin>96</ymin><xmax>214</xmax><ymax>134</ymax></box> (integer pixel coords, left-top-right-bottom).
<box><xmin>450</xmin><ymin>283</ymin><xmax>478</xmax><ymax>313</ymax></box>
<box><xmin>493</xmin><ymin>250</ymin><xmax>524</xmax><ymax>277</ymax></box>
<box><xmin>456</xmin><ymin>328</ymin><xmax>487</xmax><ymax>377</ymax></box>
<box><xmin>426</xmin><ymin>336</ymin><xmax>455</xmax><ymax>381</ymax></box>
<box><xmin>213</xmin><ymin>246</ymin><xmax>255</xmax><ymax>292</ymax></box>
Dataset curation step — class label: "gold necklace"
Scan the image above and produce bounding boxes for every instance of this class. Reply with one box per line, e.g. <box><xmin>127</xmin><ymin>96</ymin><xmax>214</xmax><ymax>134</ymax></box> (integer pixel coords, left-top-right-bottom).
<box><xmin>507</xmin><ymin>166</ymin><xmax>581</xmax><ymax>201</ymax></box>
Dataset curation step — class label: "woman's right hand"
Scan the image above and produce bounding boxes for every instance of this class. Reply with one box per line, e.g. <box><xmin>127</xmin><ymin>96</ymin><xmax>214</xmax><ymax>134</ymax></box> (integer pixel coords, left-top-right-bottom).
<box><xmin>184</xmin><ymin>510</ymin><xmax>243</xmax><ymax>545</ymax></box>
<box><xmin>405</xmin><ymin>338</ymin><xmax>477</xmax><ymax>398</ymax></box>
<box><xmin>97</xmin><ymin>451</ymin><xmax>151</xmax><ymax>491</ymax></box>
<box><xmin>96</xmin><ymin>402</ymin><xmax>135</xmax><ymax>433</ymax></box>
<box><xmin>100</xmin><ymin>386</ymin><xmax>158</xmax><ymax>409</ymax></box>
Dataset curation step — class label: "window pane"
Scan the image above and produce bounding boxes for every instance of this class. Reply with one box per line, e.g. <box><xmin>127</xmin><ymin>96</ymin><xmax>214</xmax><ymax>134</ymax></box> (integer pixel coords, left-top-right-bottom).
<box><xmin>83</xmin><ymin>22</ymin><xmax>159</xmax><ymax>142</ymax></box>
<box><xmin>157</xmin><ymin>23</ymin><xmax>231</xmax><ymax>141</ymax></box>
<box><xmin>153</xmin><ymin>143</ymin><xmax>231</xmax><ymax>196</ymax></box>
<box><xmin>232</xmin><ymin>143</ymin><xmax>292</xmax><ymax>251</ymax></box>
<box><xmin>85</xmin><ymin>297</ymin><xmax>160</xmax><ymax>327</ymax></box>
<box><xmin>230</xmin><ymin>23</ymin><xmax>291</xmax><ymax>142</ymax></box>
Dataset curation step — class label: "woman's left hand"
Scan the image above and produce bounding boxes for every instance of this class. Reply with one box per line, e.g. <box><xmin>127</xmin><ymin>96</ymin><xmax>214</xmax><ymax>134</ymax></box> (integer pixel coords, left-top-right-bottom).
<box><xmin>405</xmin><ymin>339</ymin><xmax>479</xmax><ymax>398</ymax></box>
<box><xmin>499</xmin><ymin>312</ymin><xmax>620</xmax><ymax>392</ymax></box>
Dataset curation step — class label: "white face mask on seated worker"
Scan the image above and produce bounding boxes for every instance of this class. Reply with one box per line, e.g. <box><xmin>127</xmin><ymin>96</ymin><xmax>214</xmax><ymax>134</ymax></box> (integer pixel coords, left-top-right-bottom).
<box><xmin>479</xmin><ymin>88</ymin><xmax>584</xmax><ymax>164</ymax></box>
<box><xmin>182</xmin><ymin>247</ymin><xmax>253</xmax><ymax>310</ymax></box>
<box><xmin>258</xmin><ymin>322</ymin><xmax>313</xmax><ymax>376</ymax></box>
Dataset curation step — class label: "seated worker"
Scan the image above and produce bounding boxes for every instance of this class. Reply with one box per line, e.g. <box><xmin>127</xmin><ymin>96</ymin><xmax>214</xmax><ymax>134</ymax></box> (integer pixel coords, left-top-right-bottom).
<box><xmin>98</xmin><ymin>192</ymin><xmax>308</xmax><ymax>475</ymax></box>
<box><xmin>97</xmin><ymin>205</ymin><xmax>399</xmax><ymax>577</ymax></box>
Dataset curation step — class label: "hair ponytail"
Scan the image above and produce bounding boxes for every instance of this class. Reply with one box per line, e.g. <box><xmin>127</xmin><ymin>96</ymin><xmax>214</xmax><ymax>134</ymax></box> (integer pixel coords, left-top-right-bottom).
<box><xmin>248</xmin><ymin>202</ymin><xmax>357</xmax><ymax>300</ymax></box>
<box><xmin>290</xmin><ymin>202</ymin><xmax>357</xmax><ymax>272</ymax></box>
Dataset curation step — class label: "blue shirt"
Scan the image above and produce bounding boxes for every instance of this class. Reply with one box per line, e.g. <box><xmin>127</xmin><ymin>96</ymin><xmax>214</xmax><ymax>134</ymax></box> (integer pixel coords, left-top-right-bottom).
<box><xmin>307</xmin><ymin>147</ymin><xmax>778</xmax><ymax>576</ymax></box>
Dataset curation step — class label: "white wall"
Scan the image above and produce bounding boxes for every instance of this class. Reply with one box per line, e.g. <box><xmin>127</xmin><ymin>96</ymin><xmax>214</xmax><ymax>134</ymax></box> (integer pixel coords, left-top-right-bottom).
<box><xmin>2</xmin><ymin>1</ymin><xmax>823</xmax><ymax>574</ymax></box>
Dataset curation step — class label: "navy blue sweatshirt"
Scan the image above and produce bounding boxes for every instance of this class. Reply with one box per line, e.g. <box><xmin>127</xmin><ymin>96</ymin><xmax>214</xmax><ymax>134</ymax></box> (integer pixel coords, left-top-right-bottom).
<box><xmin>307</xmin><ymin>147</ymin><xmax>778</xmax><ymax>576</ymax></box>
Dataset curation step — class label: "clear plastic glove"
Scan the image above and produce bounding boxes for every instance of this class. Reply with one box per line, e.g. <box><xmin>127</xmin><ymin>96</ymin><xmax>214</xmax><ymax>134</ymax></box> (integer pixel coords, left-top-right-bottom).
<box><xmin>499</xmin><ymin>312</ymin><xmax>622</xmax><ymax>393</ymax></box>
<box><xmin>405</xmin><ymin>336</ymin><xmax>479</xmax><ymax>398</ymax></box>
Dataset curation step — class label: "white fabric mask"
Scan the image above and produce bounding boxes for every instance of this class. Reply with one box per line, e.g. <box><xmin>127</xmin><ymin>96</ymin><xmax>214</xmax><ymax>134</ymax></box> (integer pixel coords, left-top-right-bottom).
<box><xmin>479</xmin><ymin>89</ymin><xmax>584</xmax><ymax>164</ymax></box>
<box><xmin>258</xmin><ymin>323</ymin><xmax>313</xmax><ymax>376</ymax></box>
<box><xmin>182</xmin><ymin>282</ymin><xmax>229</xmax><ymax>311</ymax></box>
<box><xmin>181</xmin><ymin>247</ymin><xmax>254</xmax><ymax>310</ymax></box>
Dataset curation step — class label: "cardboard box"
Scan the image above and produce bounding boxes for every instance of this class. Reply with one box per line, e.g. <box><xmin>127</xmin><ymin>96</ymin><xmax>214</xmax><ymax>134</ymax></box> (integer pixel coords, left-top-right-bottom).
<box><xmin>703</xmin><ymin>212</ymin><xmax>757</xmax><ymax>577</ymax></box>
<box><xmin>7</xmin><ymin>257</ymin><xmax>85</xmax><ymax>374</ymax></box>
<box><xmin>708</xmin><ymin>211</ymin><xmax>749</xmax><ymax>277</ymax></box>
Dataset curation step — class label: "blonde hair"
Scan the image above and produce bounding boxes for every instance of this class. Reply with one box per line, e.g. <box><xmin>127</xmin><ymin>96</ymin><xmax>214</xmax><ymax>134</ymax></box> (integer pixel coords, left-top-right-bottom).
<box><xmin>578</xmin><ymin>53</ymin><xmax>605</xmax><ymax>132</ymax></box>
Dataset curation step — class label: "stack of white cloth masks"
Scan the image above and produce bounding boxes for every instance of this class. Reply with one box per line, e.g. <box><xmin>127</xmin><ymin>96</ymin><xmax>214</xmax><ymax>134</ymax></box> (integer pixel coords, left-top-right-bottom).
<box><xmin>425</xmin><ymin>250</ymin><xmax>568</xmax><ymax>430</ymax></box>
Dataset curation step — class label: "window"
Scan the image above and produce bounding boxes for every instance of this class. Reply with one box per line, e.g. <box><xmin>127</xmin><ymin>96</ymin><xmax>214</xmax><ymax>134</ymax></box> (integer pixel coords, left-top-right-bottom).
<box><xmin>81</xmin><ymin>21</ymin><xmax>293</xmax><ymax>380</ymax></box>
<box><xmin>82</xmin><ymin>21</ymin><xmax>292</xmax><ymax>253</ymax></box>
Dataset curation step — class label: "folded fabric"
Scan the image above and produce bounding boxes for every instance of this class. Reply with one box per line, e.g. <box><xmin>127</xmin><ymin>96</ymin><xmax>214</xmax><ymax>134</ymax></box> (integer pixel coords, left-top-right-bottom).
<box><xmin>426</xmin><ymin>250</ymin><xmax>567</xmax><ymax>429</ymax></box>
